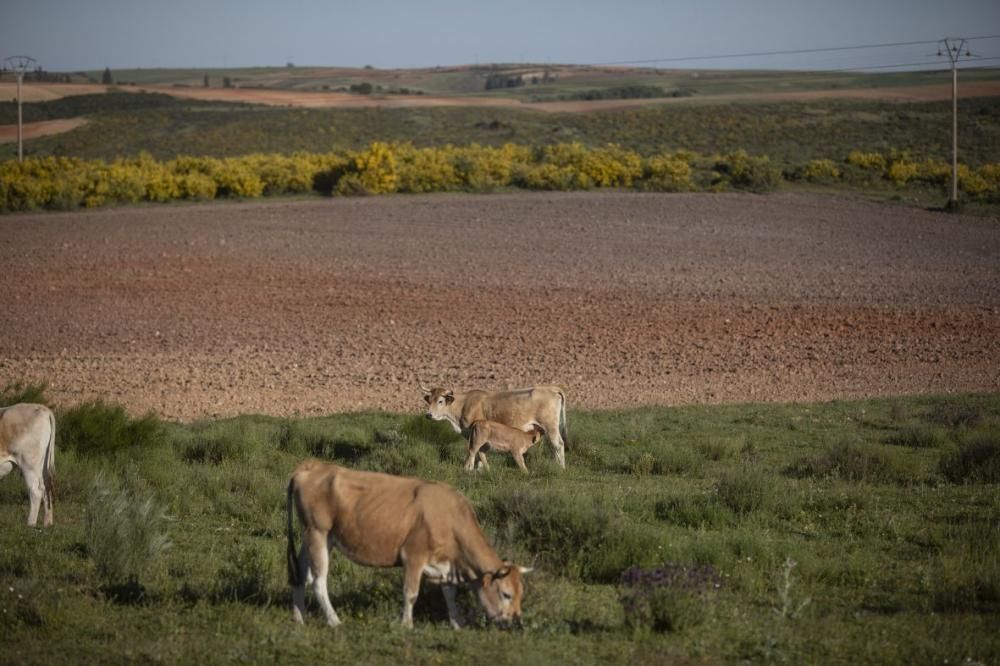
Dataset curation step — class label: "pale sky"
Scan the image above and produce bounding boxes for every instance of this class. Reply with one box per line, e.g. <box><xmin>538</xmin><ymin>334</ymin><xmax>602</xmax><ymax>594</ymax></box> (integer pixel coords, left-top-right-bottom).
<box><xmin>1</xmin><ymin>0</ymin><xmax>998</xmax><ymax>72</ymax></box>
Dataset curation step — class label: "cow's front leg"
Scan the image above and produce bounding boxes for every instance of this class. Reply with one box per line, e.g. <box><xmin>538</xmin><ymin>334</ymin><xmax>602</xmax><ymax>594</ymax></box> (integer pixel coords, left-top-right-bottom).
<box><xmin>442</xmin><ymin>584</ymin><xmax>463</xmax><ymax>629</ymax></box>
<box><xmin>401</xmin><ymin>559</ymin><xmax>425</xmax><ymax>628</ymax></box>
<box><xmin>464</xmin><ymin>444</ymin><xmax>480</xmax><ymax>472</ymax></box>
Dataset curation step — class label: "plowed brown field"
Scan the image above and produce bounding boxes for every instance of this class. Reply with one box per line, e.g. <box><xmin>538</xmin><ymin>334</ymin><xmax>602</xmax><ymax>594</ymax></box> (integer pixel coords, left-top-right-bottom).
<box><xmin>1</xmin><ymin>191</ymin><xmax>998</xmax><ymax>420</ymax></box>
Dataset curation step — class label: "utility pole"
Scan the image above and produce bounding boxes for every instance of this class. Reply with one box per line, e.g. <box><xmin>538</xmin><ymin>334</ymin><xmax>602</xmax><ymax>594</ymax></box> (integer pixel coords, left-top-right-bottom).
<box><xmin>940</xmin><ymin>39</ymin><xmax>969</xmax><ymax>208</ymax></box>
<box><xmin>4</xmin><ymin>55</ymin><xmax>36</xmax><ymax>162</ymax></box>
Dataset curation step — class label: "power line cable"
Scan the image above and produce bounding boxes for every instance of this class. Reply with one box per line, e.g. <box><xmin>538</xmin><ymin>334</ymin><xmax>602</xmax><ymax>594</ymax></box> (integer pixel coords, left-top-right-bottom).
<box><xmin>588</xmin><ymin>34</ymin><xmax>1000</xmax><ymax>68</ymax></box>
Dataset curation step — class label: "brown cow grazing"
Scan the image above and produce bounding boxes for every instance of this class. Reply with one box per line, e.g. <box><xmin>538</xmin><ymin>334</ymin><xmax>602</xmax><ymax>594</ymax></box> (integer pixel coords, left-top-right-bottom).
<box><xmin>422</xmin><ymin>384</ymin><xmax>568</xmax><ymax>468</ymax></box>
<box><xmin>286</xmin><ymin>459</ymin><xmax>531</xmax><ymax>629</ymax></box>
<box><xmin>0</xmin><ymin>403</ymin><xmax>55</xmax><ymax>526</ymax></box>
<box><xmin>465</xmin><ymin>420</ymin><xmax>544</xmax><ymax>473</ymax></box>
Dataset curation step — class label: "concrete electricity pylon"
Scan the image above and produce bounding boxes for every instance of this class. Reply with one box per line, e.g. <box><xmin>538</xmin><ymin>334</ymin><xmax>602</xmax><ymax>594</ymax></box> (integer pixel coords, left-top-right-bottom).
<box><xmin>3</xmin><ymin>55</ymin><xmax>37</xmax><ymax>162</ymax></box>
<box><xmin>939</xmin><ymin>39</ymin><xmax>969</xmax><ymax>207</ymax></box>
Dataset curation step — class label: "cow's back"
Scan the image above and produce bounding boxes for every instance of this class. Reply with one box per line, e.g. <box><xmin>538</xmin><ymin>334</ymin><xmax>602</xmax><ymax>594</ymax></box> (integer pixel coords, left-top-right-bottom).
<box><xmin>466</xmin><ymin>387</ymin><xmax>563</xmax><ymax>427</ymax></box>
<box><xmin>291</xmin><ymin>461</ymin><xmax>472</xmax><ymax>568</ymax></box>
<box><xmin>0</xmin><ymin>403</ymin><xmax>51</xmax><ymax>457</ymax></box>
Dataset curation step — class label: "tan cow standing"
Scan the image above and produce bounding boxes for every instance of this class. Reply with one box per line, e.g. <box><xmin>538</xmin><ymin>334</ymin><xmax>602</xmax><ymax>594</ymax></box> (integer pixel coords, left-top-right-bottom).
<box><xmin>423</xmin><ymin>385</ymin><xmax>569</xmax><ymax>468</ymax></box>
<box><xmin>465</xmin><ymin>420</ymin><xmax>544</xmax><ymax>473</ymax></box>
<box><xmin>0</xmin><ymin>403</ymin><xmax>56</xmax><ymax>526</ymax></box>
<box><xmin>286</xmin><ymin>459</ymin><xmax>530</xmax><ymax>629</ymax></box>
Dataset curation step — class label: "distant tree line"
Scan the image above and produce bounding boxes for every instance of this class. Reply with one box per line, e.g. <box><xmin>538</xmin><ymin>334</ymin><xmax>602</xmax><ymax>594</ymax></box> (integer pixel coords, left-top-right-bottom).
<box><xmin>560</xmin><ymin>85</ymin><xmax>693</xmax><ymax>101</ymax></box>
<box><xmin>0</xmin><ymin>66</ymin><xmax>73</xmax><ymax>83</ymax></box>
<box><xmin>484</xmin><ymin>73</ymin><xmax>525</xmax><ymax>91</ymax></box>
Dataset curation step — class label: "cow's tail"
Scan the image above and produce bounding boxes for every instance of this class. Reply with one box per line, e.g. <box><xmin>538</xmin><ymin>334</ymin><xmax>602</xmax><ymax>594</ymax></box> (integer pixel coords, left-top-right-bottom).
<box><xmin>43</xmin><ymin>408</ymin><xmax>56</xmax><ymax>504</ymax></box>
<box><xmin>286</xmin><ymin>478</ymin><xmax>303</xmax><ymax>587</ymax></box>
<box><xmin>558</xmin><ymin>389</ymin><xmax>569</xmax><ymax>451</ymax></box>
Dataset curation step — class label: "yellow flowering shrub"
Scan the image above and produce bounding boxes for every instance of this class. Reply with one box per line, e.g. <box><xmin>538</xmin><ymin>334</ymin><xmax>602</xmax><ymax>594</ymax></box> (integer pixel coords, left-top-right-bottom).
<box><xmin>451</xmin><ymin>143</ymin><xmax>528</xmax><ymax>191</ymax></box>
<box><xmin>803</xmin><ymin>159</ymin><xmax>841</xmax><ymax>182</ymax></box>
<box><xmin>643</xmin><ymin>153</ymin><xmax>694</xmax><ymax>191</ymax></box>
<box><xmin>3</xmin><ymin>142</ymin><xmax>996</xmax><ymax>213</ymax></box>
<box><xmin>394</xmin><ymin>143</ymin><xmax>462</xmax><ymax>193</ymax></box>
<box><xmin>846</xmin><ymin>150</ymin><xmax>887</xmax><ymax>171</ymax></box>
<box><xmin>337</xmin><ymin>141</ymin><xmax>397</xmax><ymax>195</ymax></box>
<box><xmin>887</xmin><ymin>159</ymin><xmax>919</xmax><ymax>186</ymax></box>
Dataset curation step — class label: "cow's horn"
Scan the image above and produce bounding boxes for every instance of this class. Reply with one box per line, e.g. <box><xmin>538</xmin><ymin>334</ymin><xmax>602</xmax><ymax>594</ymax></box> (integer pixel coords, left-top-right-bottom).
<box><xmin>418</xmin><ymin>378</ymin><xmax>432</xmax><ymax>393</ymax></box>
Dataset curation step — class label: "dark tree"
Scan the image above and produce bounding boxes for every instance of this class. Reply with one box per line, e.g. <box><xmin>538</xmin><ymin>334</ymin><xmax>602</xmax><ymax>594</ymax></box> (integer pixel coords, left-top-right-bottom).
<box><xmin>101</xmin><ymin>67</ymin><xmax>113</xmax><ymax>85</ymax></box>
<box><xmin>203</xmin><ymin>74</ymin><xmax>209</xmax><ymax>87</ymax></box>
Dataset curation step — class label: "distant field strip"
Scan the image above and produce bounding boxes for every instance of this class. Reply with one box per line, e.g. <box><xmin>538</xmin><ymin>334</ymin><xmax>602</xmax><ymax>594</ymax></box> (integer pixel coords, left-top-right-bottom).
<box><xmin>0</xmin><ymin>117</ymin><xmax>88</xmax><ymax>143</ymax></box>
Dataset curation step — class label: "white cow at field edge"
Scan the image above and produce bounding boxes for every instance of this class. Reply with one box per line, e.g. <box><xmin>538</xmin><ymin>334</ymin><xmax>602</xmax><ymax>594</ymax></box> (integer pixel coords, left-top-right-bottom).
<box><xmin>0</xmin><ymin>403</ymin><xmax>56</xmax><ymax>526</ymax></box>
<box><xmin>422</xmin><ymin>384</ymin><xmax>569</xmax><ymax>468</ymax></box>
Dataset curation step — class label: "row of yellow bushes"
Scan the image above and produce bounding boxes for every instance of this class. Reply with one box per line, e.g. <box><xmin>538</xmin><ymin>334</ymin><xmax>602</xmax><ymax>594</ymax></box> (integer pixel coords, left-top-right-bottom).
<box><xmin>2</xmin><ymin>143</ymin><xmax>998</xmax><ymax>212</ymax></box>
<box><xmin>844</xmin><ymin>151</ymin><xmax>1000</xmax><ymax>196</ymax></box>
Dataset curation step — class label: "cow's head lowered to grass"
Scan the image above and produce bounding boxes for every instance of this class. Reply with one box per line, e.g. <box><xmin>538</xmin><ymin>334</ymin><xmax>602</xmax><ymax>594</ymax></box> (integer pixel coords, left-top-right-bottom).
<box><xmin>474</xmin><ymin>563</ymin><xmax>532</xmax><ymax>627</ymax></box>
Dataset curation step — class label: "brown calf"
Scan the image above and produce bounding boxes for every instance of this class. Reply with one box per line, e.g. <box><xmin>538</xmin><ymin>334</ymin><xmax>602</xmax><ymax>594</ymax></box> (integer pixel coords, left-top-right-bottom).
<box><xmin>465</xmin><ymin>420</ymin><xmax>544</xmax><ymax>473</ymax></box>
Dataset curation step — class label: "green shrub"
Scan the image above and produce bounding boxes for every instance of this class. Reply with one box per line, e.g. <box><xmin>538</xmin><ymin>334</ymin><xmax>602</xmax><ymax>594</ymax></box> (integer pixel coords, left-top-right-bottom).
<box><xmin>179</xmin><ymin>433</ymin><xmax>244</xmax><ymax>464</ymax></box>
<box><xmin>619</xmin><ymin>564</ymin><xmax>722</xmax><ymax>633</ymax></box>
<box><xmin>885</xmin><ymin>426</ymin><xmax>947</xmax><ymax>449</ymax></box>
<box><xmin>939</xmin><ymin>433</ymin><xmax>1000</xmax><ymax>483</ymax></box>
<box><xmin>715</xmin><ymin>468</ymin><xmax>770</xmax><ymax>515</ymax></box>
<box><xmin>925</xmin><ymin>402</ymin><xmax>984</xmax><ymax>430</ymax></box>
<box><xmin>85</xmin><ymin>470</ymin><xmax>171</xmax><ymax>588</ymax></box>
<box><xmin>622</xmin><ymin>445</ymin><xmax>698</xmax><ymax>477</ymax></box>
<box><xmin>482</xmin><ymin>488</ymin><xmax>657</xmax><ymax>583</ymax></box>
<box><xmin>213</xmin><ymin>541</ymin><xmax>275</xmax><ymax>605</ymax></box>
<box><xmin>714</xmin><ymin>150</ymin><xmax>781</xmax><ymax>192</ymax></box>
<box><xmin>59</xmin><ymin>400</ymin><xmax>164</xmax><ymax>456</ymax></box>
<box><xmin>655</xmin><ymin>493</ymin><xmax>732</xmax><ymax>528</ymax></box>
<box><xmin>785</xmin><ymin>442</ymin><xmax>898</xmax><ymax>483</ymax></box>
<box><xmin>0</xmin><ymin>380</ymin><xmax>51</xmax><ymax>406</ymax></box>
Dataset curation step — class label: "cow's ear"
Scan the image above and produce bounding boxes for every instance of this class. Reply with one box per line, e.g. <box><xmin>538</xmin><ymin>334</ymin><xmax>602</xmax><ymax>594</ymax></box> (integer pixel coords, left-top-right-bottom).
<box><xmin>423</xmin><ymin>394</ymin><xmax>431</xmax><ymax>404</ymax></box>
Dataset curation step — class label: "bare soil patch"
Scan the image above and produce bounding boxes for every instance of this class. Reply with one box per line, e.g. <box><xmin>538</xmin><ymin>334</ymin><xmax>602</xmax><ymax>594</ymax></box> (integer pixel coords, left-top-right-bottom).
<box><xmin>1</xmin><ymin>192</ymin><xmax>998</xmax><ymax>420</ymax></box>
<box><xmin>6</xmin><ymin>80</ymin><xmax>996</xmax><ymax>116</ymax></box>
<box><xmin>0</xmin><ymin>117</ymin><xmax>88</xmax><ymax>143</ymax></box>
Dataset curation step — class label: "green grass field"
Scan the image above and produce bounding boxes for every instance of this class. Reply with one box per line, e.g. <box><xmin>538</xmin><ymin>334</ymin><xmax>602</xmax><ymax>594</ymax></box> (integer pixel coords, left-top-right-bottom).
<box><xmin>2</xmin><ymin>390</ymin><xmax>998</xmax><ymax>664</ymax></box>
<box><xmin>5</xmin><ymin>92</ymin><xmax>999</xmax><ymax>172</ymax></box>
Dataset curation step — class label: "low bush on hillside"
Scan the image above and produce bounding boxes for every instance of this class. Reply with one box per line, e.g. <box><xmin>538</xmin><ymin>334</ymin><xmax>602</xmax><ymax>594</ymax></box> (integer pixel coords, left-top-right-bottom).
<box><xmin>939</xmin><ymin>432</ymin><xmax>1000</xmax><ymax>483</ymax></box>
<box><xmin>58</xmin><ymin>400</ymin><xmax>164</xmax><ymax>456</ymax></box>
<box><xmin>4</xmin><ymin>141</ymin><xmax>999</xmax><ymax>213</ymax></box>
<box><xmin>0</xmin><ymin>381</ymin><xmax>50</xmax><ymax>406</ymax></box>
<box><xmin>785</xmin><ymin>442</ymin><xmax>900</xmax><ymax>483</ymax></box>
<box><xmin>619</xmin><ymin>563</ymin><xmax>723</xmax><ymax>633</ymax></box>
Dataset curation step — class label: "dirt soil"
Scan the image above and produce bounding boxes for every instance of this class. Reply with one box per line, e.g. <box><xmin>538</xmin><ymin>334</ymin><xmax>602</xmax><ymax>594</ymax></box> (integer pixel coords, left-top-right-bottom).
<box><xmin>4</xmin><ymin>80</ymin><xmax>998</xmax><ymax>112</ymax></box>
<box><xmin>0</xmin><ymin>118</ymin><xmax>88</xmax><ymax>143</ymax></box>
<box><xmin>1</xmin><ymin>191</ymin><xmax>998</xmax><ymax>420</ymax></box>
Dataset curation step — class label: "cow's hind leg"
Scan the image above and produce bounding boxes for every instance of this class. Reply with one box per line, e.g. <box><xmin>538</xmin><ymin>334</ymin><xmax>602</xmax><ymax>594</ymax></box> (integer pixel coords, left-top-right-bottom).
<box><xmin>541</xmin><ymin>420</ymin><xmax>566</xmax><ymax>469</ymax></box>
<box><xmin>291</xmin><ymin>541</ymin><xmax>310</xmax><ymax>624</ymax></box>
<box><xmin>308</xmin><ymin>530</ymin><xmax>341</xmax><ymax>627</ymax></box>
<box><xmin>21</xmin><ymin>467</ymin><xmax>45</xmax><ymax>527</ymax></box>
